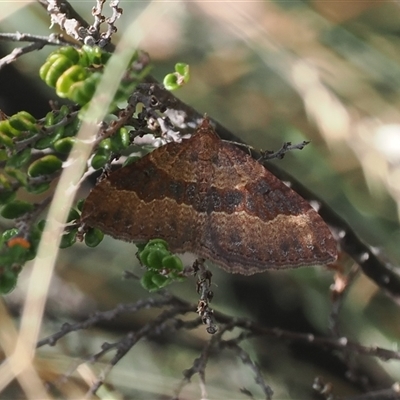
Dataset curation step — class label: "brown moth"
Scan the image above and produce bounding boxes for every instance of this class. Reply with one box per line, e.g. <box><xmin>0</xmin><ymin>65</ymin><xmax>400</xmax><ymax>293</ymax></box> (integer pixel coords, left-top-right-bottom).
<box><xmin>81</xmin><ymin>119</ymin><xmax>337</xmax><ymax>274</ymax></box>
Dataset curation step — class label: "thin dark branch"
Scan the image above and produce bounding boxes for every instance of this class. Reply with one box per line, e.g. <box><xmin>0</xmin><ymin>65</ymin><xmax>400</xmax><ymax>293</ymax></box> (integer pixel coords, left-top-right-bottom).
<box><xmin>329</xmin><ymin>264</ymin><xmax>360</xmax><ymax>337</ymax></box>
<box><xmin>0</xmin><ymin>32</ymin><xmax>73</xmax><ymax>46</ymax></box>
<box><xmin>0</xmin><ymin>30</ymin><xmax>75</xmax><ymax>70</ymax></box>
<box><xmin>36</xmin><ymin>294</ymin><xmax>187</xmax><ymax>348</ymax></box>
<box><xmin>222</xmin><ymin>341</ymin><xmax>274</xmax><ymax>400</ymax></box>
<box><xmin>0</xmin><ymin>42</ymin><xmax>45</xmax><ymax>70</ymax></box>
<box><xmin>85</xmin><ymin>303</ymin><xmax>192</xmax><ymax>398</ymax></box>
<box><xmin>259</xmin><ymin>140</ymin><xmax>310</xmax><ymax>161</ymax></box>
<box><xmin>212</xmin><ymin>313</ymin><xmax>400</xmax><ymax>362</ymax></box>
<box><xmin>38</xmin><ymin>292</ymin><xmax>400</xmax><ymax>362</ymax></box>
<box><xmin>34</xmin><ymin>290</ymin><xmax>400</xmax><ymax>396</ymax></box>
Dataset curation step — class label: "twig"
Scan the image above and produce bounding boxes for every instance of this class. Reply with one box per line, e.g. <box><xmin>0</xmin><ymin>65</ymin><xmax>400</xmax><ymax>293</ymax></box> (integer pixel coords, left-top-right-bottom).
<box><xmin>91</xmin><ymin>0</ymin><xmax>122</xmax><ymax>46</ymax></box>
<box><xmin>15</xmin><ymin>196</ymin><xmax>52</xmax><ymax>240</ymax></box>
<box><xmin>221</xmin><ymin>139</ymin><xmax>309</xmax><ymax>160</ymax></box>
<box><xmin>43</xmin><ymin>0</ymin><xmax>93</xmax><ymax>43</ymax></box>
<box><xmin>329</xmin><ymin>263</ymin><xmax>360</xmax><ymax>337</ymax></box>
<box><xmin>37</xmin><ymin>294</ymin><xmax>187</xmax><ymax>347</ymax></box>
<box><xmin>39</xmin><ymin>291</ymin><xmax>400</xmax><ymax>361</ymax></box>
<box><xmin>35</xmin><ymin>290</ymin><xmax>400</xmax><ymax>396</ymax></box>
<box><xmin>37</xmin><ymin>0</ymin><xmax>90</xmax><ymax>29</ymax></box>
<box><xmin>259</xmin><ymin>140</ymin><xmax>310</xmax><ymax>161</ymax></box>
<box><xmin>0</xmin><ymin>32</ymin><xmax>73</xmax><ymax>46</ymax></box>
<box><xmin>105</xmin><ymin>0</ymin><xmax>123</xmax><ymax>41</ymax></box>
<box><xmin>222</xmin><ymin>340</ymin><xmax>274</xmax><ymax>400</ymax></box>
<box><xmin>91</xmin><ymin>0</ymin><xmax>106</xmax><ymax>33</ymax></box>
<box><xmin>172</xmin><ymin>323</ymin><xmax>227</xmax><ymax>400</ymax></box>
<box><xmin>0</xmin><ymin>42</ymin><xmax>46</xmax><ymax>70</ymax></box>
<box><xmin>212</xmin><ymin>314</ymin><xmax>400</xmax><ymax>362</ymax></box>
<box><xmin>313</xmin><ymin>376</ymin><xmax>335</xmax><ymax>400</ymax></box>
<box><xmin>85</xmin><ymin>303</ymin><xmax>192</xmax><ymax>398</ymax></box>
<box><xmin>13</xmin><ymin>109</ymin><xmax>80</xmax><ymax>153</ymax></box>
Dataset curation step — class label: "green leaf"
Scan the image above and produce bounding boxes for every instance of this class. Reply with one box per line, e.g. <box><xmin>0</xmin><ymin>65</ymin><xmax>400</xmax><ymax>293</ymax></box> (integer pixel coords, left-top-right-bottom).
<box><xmin>53</xmin><ymin>137</ymin><xmax>76</xmax><ymax>154</ymax></box>
<box><xmin>42</xmin><ymin>55</ymin><xmax>75</xmax><ymax>88</ymax></box>
<box><xmin>37</xmin><ymin>219</ymin><xmax>46</xmax><ymax>232</ymax></box>
<box><xmin>140</xmin><ymin>271</ymin><xmax>160</xmax><ymax>292</ymax></box>
<box><xmin>111</xmin><ymin>127</ymin><xmax>130</xmax><ymax>151</ymax></box>
<box><xmin>138</xmin><ymin>239</ymin><xmax>170</xmax><ymax>268</ymax></box>
<box><xmin>69</xmin><ymin>72</ymin><xmax>100</xmax><ymax>105</ymax></box>
<box><xmin>122</xmin><ymin>155</ymin><xmax>141</xmax><ymax>167</ymax></box>
<box><xmin>146</xmin><ymin>238</ymin><xmax>169</xmax><ymax>249</ymax></box>
<box><xmin>151</xmin><ymin>273</ymin><xmax>169</xmax><ymax>288</ymax></box>
<box><xmin>26</xmin><ymin>182</ymin><xmax>51</xmax><ymax>195</ymax></box>
<box><xmin>0</xmin><ymin>244</ymin><xmax>29</xmax><ymax>269</ymax></box>
<box><xmin>5</xmin><ymin>167</ymin><xmax>27</xmax><ymax>186</ymax></box>
<box><xmin>1</xmin><ymin>200</ymin><xmax>34</xmax><ymax>219</ymax></box>
<box><xmin>6</xmin><ymin>148</ymin><xmax>31</xmax><ymax>169</ymax></box>
<box><xmin>58</xmin><ymin>105</ymin><xmax>71</xmax><ymax>117</ymax></box>
<box><xmin>0</xmin><ymin>150</ymin><xmax>8</xmax><ymax>161</ymax></box>
<box><xmin>67</xmin><ymin>208</ymin><xmax>80</xmax><ymax>222</ymax></box>
<box><xmin>163</xmin><ymin>63</ymin><xmax>190</xmax><ymax>90</ymax></box>
<box><xmin>84</xmin><ymin>228</ymin><xmax>104</xmax><ymax>248</ymax></box>
<box><xmin>62</xmin><ymin>117</ymin><xmax>80</xmax><ymax>137</ymax></box>
<box><xmin>59</xmin><ymin>230</ymin><xmax>77</xmax><ymax>249</ymax></box>
<box><xmin>0</xmin><ymin>120</ymin><xmax>20</xmax><ymax>140</ymax></box>
<box><xmin>99</xmin><ymin>138</ymin><xmax>112</xmax><ymax>151</ymax></box>
<box><xmin>56</xmin><ymin>65</ymin><xmax>88</xmax><ymax>98</ymax></box>
<box><xmin>76</xmin><ymin>198</ymin><xmax>85</xmax><ymax>212</ymax></box>
<box><xmin>146</xmin><ymin>248</ymin><xmax>170</xmax><ymax>270</ymax></box>
<box><xmin>0</xmin><ymin>270</ymin><xmax>18</xmax><ymax>294</ymax></box>
<box><xmin>2</xmin><ymin>228</ymin><xmax>19</xmax><ymax>241</ymax></box>
<box><xmin>39</xmin><ymin>60</ymin><xmax>53</xmax><ymax>83</ymax></box>
<box><xmin>138</xmin><ymin>247</ymin><xmax>151</xmax><ymax>265</ymax></box>
<box><xmin>175</xmin><ymin>63</ymin><xmax>190</xmax><ymax>82</ymax></box>
<box><xmin>27</xmin><ymin>155</ymin><xmax>63</xmax><ymax>177</ymax></box>
<box><xmin>163</xmin><ymin>73</ymin><xmax>181</xmax><ymax>91</ymax></box>
<box><xmin>0</xmin><ymin>190</ymin><xmax>16</xmax><ymax>205</ymax></box>
<box><xmin>0</xmin><ymin>132</ymin><xmax>14</xmax><ymax>147</ymax></box>
<box><xmin>29</xmin><ymin>224</ymin><xmax>43</xmax><ymax>246</ymax></box>
<box><xmin>8</xmin><ymin>111</ymin><xmax>37</xmax><ymax>132</ymax></box>
<box><xmin>34</xmin><ymin>130</ymin><xmax>63</xmax><ymax>150</ymax></box>
<box><xmin>81</xmin><ymin>45</ymin><xmax>111</xmax><ymax>66</ymax></box>
<box><xmin>162</xmin><ymin>254</ymin><xmax>183</xmax><ymax>271</ymax></box>
<box><xmin>0</xmin><ymin>174</ymin><xmax>11</xmax><ymax>188</ymax></box>
<box><xmin>55</xmin><ymin>46</ymin><xmax>80</xmax><ymax>64</ymax></box>
<box><xmin>44</xmin><ymin>111</ymin><xmax>55</xmax><ymax>127</ymax></box>
<box><xmin>91</xmin><ymin>148</ymin><xmax>110</xmax><ymax>170</ymax></box>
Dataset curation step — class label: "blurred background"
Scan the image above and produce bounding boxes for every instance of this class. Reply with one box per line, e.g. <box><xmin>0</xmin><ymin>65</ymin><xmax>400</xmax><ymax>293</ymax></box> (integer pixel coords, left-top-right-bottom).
<box><xmin>1</xmin><ymin>1</ymin><xmax>400</xmax><ymax>399</ymax></box>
